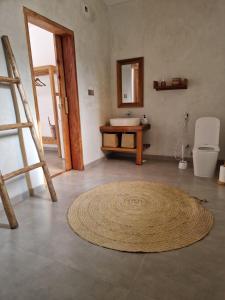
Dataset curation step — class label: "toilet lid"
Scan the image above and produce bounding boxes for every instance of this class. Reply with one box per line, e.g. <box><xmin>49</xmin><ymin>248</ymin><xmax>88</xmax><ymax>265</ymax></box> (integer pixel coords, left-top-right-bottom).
<box><xmin>194</xmin><ymin>117</ymin><xmax>220</xmax><ymax>147</ymax></box>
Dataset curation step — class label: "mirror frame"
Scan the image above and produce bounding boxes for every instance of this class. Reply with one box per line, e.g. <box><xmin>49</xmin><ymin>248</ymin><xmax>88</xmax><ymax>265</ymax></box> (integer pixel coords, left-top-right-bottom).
<box><xmin>117</xmin><ymin>57</ymin><xmax>144</xmax><ymax>108</ymax></box>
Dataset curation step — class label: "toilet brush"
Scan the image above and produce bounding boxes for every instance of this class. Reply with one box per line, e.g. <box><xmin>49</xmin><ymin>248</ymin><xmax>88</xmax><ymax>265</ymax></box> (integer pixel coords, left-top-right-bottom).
<box><xmin>178</xmin><ymin>144</ymin><xmax>188</xmax><ymax>170</ymax></box>
<box><xmin>175</xmin><ymin>113</ymin><xmax>189</xmax><ymax>170</ymax></box>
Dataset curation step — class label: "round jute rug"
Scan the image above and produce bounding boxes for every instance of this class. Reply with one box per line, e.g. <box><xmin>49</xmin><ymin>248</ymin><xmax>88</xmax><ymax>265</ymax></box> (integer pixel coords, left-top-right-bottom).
<box><xmin>67</xmin><ymin>181</ymin><xmax>213</xmax><ymax>252</ymax></box>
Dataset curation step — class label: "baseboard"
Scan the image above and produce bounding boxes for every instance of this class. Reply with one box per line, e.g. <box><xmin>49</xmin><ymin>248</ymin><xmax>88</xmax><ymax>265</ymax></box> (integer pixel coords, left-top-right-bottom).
<box><xmin>1</xmin><ymin>154</ymin><xmax>222</xmax><ymax>213</ymax></box>
<box><xmin>105</xmin><ymin>153</ymin><xmax>224</xmax><ymax>171</ymax></box>
<box><xmin>143</xmin><ymin>154</ymin><xmax>193</xmax><ymax>162</ymax></box>
<box><xmin>107</xmin><ymin>152</ymin><xmax>192</xmax><ymax>163</ymax></box>
<box><xmin>0</xmin><ymin>184</ymin><xmax>46</xmax><ymax>212</ymax></box>
<box><xmin>84</xmin><ymin>157</ymin><xmax>106</xmax><ymax>169</ymax></box>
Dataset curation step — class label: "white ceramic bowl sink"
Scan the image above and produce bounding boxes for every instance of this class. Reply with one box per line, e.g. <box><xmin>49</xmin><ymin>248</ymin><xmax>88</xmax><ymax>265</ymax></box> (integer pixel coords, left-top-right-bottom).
<box><xmin>110</xmin><ymin>118</ymin><xmax>140</xmax><ymax>126</ymax></box>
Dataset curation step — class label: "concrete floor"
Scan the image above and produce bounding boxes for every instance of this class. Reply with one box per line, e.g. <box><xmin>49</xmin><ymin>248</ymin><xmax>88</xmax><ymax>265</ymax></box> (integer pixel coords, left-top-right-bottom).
<box><xmin>0</xmin><ymin>157</ymin><xmax>225</xmax><ymax>300</ymax></box>
<box><xmin>44</xmin><ymin>149</ymin><xmax>65</xmax><ymax>177</ymax></box>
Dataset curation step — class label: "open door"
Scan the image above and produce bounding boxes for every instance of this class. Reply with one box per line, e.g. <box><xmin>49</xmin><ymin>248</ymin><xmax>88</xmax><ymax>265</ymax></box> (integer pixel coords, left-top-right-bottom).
<box><xmin>24</xmin><ymin>7</ymin><xmax>84</xmax><ymax>175</ymax></box>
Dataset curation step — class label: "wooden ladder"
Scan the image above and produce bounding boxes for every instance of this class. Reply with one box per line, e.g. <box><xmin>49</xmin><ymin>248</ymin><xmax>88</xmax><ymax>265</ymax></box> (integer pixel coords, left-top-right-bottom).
<box><xmin>0</xmin><ymin>35</ymin><xmax>57</xmax><ymax>229</ymax></box>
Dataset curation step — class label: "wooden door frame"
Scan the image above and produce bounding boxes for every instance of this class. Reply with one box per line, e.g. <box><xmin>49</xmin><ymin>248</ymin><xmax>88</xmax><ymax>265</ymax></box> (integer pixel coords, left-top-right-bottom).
<box><xmin>23</xmin><ymin>7</ymin><xmax>84</xmax><ymax>171</ymax></box>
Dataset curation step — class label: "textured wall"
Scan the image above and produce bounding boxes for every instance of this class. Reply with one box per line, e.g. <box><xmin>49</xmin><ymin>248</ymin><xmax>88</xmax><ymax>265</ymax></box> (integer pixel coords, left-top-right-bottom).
<box><xmin>0</xmin><ymin>0</ymin><xmax>110</xmax><ymax>199</ymax></box>
<box><xmin>109</xmin><ymin>0</ymin><xmax>225</xmax><ymax>159</ymax></box>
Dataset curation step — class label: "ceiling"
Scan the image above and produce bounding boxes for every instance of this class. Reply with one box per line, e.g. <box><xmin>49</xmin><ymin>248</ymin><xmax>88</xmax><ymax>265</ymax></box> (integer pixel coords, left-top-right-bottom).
<box><xmin>104</xmin><ymin>0</ymin><xmax>130</xmax><ymax>6</ymax></box>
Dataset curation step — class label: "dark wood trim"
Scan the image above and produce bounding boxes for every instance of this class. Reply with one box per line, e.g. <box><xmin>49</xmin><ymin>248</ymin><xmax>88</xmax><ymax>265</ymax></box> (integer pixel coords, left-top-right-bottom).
<box><xmin>62</xmin><ymin>35</ymin><xmax>84</xmax><ymax>170</ymax></box>
<box><xmin>23</xmin><ymin>7</ymin><xmax>84</xmax><ymax>171</ymax></box>
<box><xmin>23</xmin><ymin>7</ymin><xmax>73</xmax><ymax>35</ymax></box>
<box><xmin>54</xmin><ymin>35</ymin><xmax>72</xmax><ymax>170</ymax></box>
<box><xmin>117</xmin><ymin>57</ymin><xmax>144</xmax><ymax>108</ymax></box>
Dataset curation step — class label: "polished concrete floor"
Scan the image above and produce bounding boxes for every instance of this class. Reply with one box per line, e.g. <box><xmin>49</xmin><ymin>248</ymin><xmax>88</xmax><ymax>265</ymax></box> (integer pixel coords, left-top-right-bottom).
<box><xmin>44</xmin><ymin>149</ymin><xmax>65</xmax><ymax>177</ymax></box>
<box><xmin>0</xmin><ymin>157</ymin><xmax>225</xmax><ymax>300</ymax></box>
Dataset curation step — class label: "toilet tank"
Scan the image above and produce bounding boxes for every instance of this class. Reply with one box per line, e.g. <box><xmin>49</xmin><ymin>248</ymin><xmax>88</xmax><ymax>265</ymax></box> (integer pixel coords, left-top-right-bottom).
<box><xmin>194</xmin><ymin>117</ymin><xmax>220</xmax><ymax>147</ymax></box>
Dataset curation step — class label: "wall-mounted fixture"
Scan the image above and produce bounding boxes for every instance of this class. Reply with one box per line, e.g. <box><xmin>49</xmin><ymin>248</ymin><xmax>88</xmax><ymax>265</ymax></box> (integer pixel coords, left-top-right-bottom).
<box><xmin>81</xmin><ymin>0</ymin><xmax>94</xmax><ymax>21</ymax></box>
<box><xmin>117</xmin><ymin>57</ymin><xmax>144</xmax><ymax>108</ymax></box>
<box><xmin>153</xmin><ymin>78</ymin><xmax>188</xmax><ymax>91</ymax></box>
<box><xmin>88</xmin><ymin>89</ymin><xmax>94</xmax><ymax>96</ymax></box>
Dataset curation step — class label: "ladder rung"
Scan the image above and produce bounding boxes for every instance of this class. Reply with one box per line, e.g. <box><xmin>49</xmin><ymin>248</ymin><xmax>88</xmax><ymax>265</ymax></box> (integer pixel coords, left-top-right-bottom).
<box><xmin>0</xmin><ymin>76</ymin><xmax>20</xmax><ymax>84</ymax></box>
<box><xmin>3</xmin><ymin>162</ymin><xmax>45</xmax><ymax>181</ymax></box>
<box><xmin>0</xmin><ymin>122</ymin><xmax>33</xmax><ymax>131</ymax></box>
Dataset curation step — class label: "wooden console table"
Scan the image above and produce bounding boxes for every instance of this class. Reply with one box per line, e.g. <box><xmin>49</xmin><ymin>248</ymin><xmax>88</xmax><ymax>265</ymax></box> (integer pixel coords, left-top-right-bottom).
<box><xmin>100</xmin><ymin>124</ymin><xmax>151</xmax><ymax>165</ymax></box>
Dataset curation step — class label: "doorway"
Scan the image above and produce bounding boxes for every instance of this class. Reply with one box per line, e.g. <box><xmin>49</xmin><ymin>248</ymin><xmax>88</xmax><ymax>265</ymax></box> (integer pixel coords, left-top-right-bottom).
<box><xmin>23</xmin><ymin>7</ymin><xmax>84</xmax><ymax>176</ymax></box>
<box><xmin>29</xmin><ymin>24</ymin><xmax>65</xmax><ymax>176</ymax></box>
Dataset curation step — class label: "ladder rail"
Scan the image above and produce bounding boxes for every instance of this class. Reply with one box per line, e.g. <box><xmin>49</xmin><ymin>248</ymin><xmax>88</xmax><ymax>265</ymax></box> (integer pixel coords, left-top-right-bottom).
<box><xmin>0</xmin><ymin>122</ymin><xmax>33</xmax><ymax>131</ymax></box>
<box><xmin>1</xmin><ymin>35</ymin><xmax>57</xmax><ymax>203</ymax></box>
<box><xmin>3</xmin><ymin>49</ymin><xmax>33</xmax><ymax>195</ymax></box>
<box><xmin>3</xmin><ymin>162</ymin><xmax>44</xmax><ymax>181</ymax></box>
<box><xmin>0</xmin><ymin>172</ymin><xmax>18</xmax><ymax>229</ymax></box>
<box><xmin>0</xmin><ymin>76</ymin><xmax>20</xmax><ymax>84</ymax></box>
<box><xmin>0</xmin><ymin>35</ymin><xmax>58</xmax><ymax>229</ymax></box>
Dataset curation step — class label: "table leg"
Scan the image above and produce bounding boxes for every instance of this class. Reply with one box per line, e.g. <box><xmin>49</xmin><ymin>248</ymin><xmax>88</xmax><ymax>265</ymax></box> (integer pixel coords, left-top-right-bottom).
<box><xmin>136</xmin><ymin>130</ymin><xmax>143</xmax><ymax>165</ymax></box>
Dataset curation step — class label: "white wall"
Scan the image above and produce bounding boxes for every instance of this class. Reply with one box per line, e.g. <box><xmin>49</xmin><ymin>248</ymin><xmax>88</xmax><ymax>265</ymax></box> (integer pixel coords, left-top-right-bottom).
<box><xmin>0</xmin><ymin>0</ymin><xmax>111</xmax><ymax>200</ymax></box>
<box><xmin>109</xmin><ymin>0</ymin><xmax>225</xmax><ymax>159</ymax></box>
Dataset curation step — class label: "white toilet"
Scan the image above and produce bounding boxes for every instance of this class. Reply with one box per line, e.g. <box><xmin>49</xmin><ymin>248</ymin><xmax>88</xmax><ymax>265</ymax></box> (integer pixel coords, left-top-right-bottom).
<box><xmin>193</xmin><ymin>117</ymin><xmax>220</xmax><ymax>178</ymax></box>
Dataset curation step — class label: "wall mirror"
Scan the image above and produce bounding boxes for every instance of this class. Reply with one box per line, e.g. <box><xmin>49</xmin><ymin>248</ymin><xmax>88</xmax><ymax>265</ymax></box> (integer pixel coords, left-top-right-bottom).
<box><xmin>117</xmin><ymin>57</ymin><xmax>144</xmax><ymax>108</ymax></box>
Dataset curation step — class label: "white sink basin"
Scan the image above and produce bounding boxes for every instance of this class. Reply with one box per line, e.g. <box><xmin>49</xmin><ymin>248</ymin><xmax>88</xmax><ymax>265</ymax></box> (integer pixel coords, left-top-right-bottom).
<box><xmin>110</xmin><ymin>118</ymin><xmax>140</xmax><ymax>126</ymax></box>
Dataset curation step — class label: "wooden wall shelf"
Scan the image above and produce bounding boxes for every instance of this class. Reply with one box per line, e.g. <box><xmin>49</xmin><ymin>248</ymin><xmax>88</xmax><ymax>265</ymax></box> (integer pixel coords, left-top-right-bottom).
<box><xmin>153</xmin><ymin>79</ymin><xmax>188</xmax><ymax>91</ymax></box>
<box><xmin>33</xmin><ymin>65</ymin><xmax>56</xmax><ymax>76</ymax></box>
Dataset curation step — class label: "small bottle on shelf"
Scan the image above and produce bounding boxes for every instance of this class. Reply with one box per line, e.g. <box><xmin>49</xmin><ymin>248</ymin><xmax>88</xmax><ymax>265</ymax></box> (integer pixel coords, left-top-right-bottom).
<box><xmin>141</xmin><ymin>115</ymin><xmax>148</xmax><ymax>125</ymax></box>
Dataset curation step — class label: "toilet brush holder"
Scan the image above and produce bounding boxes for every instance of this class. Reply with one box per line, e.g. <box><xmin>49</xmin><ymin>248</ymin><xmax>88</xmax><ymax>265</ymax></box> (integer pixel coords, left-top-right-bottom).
<box><xmin>179</xmin><ymin>160</ymin><xmax>188</xmax><ymax>170</ymax></box>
